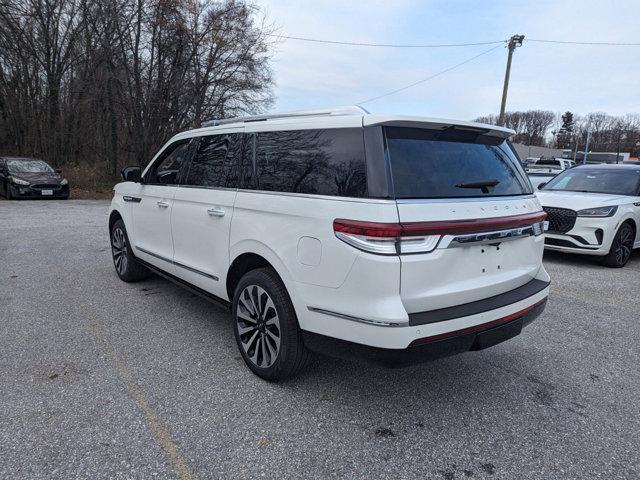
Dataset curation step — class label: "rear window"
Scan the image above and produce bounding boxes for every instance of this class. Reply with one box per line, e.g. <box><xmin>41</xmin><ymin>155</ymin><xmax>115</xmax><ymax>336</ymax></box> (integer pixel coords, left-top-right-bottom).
<box><xmin>385</xmin><ymin>127</ymin><xmax>532</xmax><ymax>199</ymax></box>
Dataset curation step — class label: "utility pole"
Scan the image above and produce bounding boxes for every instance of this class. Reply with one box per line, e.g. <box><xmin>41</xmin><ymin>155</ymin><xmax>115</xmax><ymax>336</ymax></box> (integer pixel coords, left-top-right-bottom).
<box><xmin>498</xmin><ymin>34</ymin><xmax>525</xmax><ymax>126</ymax></box>
<box><xmin>583</xmin><ymin>126</ymin><xmax>591</xmax><ymax>164</ymax></box>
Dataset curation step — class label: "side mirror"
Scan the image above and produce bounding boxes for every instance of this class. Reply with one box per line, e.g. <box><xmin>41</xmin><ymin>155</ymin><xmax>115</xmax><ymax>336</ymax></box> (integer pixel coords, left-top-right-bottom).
<box><xmin>538</xmin><ymin>182</ymin><xmax>547</xmax><ymax>190</ymax></box>
<box><xmin>121</xmin><ymin>165</ymin><xmax>142</xmax><ymax>182</ymax></box>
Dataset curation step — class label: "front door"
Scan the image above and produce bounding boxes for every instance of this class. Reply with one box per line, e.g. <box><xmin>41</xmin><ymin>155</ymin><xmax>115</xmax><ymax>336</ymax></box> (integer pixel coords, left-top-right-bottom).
<box><xmin>171</xmin><ymin>130</ymin><xmax>244</xmax><ymax>299</ymax></box>
<box><xmin>131</xmin><ymin>139</ymin><xmax>192</xmax><ymax>274</ymax></box>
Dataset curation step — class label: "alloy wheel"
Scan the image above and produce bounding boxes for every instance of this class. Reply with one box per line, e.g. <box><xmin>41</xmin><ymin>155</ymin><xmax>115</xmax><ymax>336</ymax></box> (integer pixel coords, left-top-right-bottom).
<box><xmin>111</xmin><ymin>227</ymin><xmax>128</xmax><ymax>275</ymax></box>
<box><xmin>236</xmin><ymin>284</ymin><xmax>281</xmax><ymax>368</ymax></box>
<box><xmin>615</xmin><ymin>225</ymin><xmax>633</xmax><ymax>265</ymax></box>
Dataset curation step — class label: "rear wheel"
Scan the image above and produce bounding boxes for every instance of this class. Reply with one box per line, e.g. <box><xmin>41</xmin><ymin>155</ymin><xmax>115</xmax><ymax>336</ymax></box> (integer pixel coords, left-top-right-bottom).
<box><xmin>601</xmin><ymin>222</ymin><xmax>634</xmax><ymax>268</ymax></box>
<box><xmin>232</xmin><ymin>268</ymin><xmax>311</xmax><ymax>381</ymax></box>
<box><xmin>110</xmin><ymin>219</ymin><xmax>150</xmax><ymax>281</ymax></box>
<box><xmin>6</xmin><ymin>184</ymin><xmax>12</xmax><ymax>200</ymax></box>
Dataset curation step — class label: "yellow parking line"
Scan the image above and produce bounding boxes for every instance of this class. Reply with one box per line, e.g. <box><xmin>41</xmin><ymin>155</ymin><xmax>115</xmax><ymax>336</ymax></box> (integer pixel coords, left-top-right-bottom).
<box><xmin>110</xmin><ymin>352</ymin><xmax>194</xmax><ymax>480</ymax></box>
<box><xmin>91</xmin><ymin>324</ymin><xmax>194</xmax><ymax>480</ymax></box>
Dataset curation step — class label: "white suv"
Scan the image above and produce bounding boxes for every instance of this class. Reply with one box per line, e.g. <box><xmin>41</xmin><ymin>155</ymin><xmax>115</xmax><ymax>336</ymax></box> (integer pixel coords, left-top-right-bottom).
<box><xmin>109</xmin><ymin>106</ymin><xmax>550</xmax><ymax>380</ymax></box>
<box><xmin>537</xmin><ymin>164</ymin><xmax>640</xmax><ymax>267</ymax></box>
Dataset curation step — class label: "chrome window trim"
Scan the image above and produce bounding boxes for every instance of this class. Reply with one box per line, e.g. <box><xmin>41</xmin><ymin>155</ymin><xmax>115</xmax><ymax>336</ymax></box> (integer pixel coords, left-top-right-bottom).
<box><xmin>177</xmin><ymin>185</ymin><xmax>238</xmax><ymax>192</ymax></box>
<box><xmin>236</xmin><ymin>188</ymin><xmax>395</xmax><ymax>204</ymax></box>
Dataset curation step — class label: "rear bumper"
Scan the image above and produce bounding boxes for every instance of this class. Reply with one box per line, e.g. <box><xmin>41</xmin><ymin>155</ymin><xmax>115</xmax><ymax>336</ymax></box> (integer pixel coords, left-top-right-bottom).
<box><xmin>302</xmin><ymin>298</ymin><xmax>547</xmax><ymax>367</ymax></box>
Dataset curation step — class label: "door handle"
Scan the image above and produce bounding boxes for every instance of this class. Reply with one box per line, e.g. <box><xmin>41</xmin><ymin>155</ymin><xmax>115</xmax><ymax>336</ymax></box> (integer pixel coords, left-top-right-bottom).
<box><xmin>157</xmin><ymin>200</ymin><xmax>170</xmax><ymax>208</ymax></box>
<box><xmin>207</xmin><ymin>207</ymin><xmax>225</xmax><ymax>217</ymax></box>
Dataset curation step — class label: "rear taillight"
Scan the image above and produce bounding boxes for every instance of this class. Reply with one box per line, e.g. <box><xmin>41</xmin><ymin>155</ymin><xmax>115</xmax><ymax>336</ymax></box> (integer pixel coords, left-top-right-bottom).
<box><xmin>333</xmin><ymin>212</ymin><xmax>547</xmax><ymax>255</ymax></box>
<box><xmin>333</xmin><ymin>219</ymin><xmax>440</xmax><ymax>255</ymax></box>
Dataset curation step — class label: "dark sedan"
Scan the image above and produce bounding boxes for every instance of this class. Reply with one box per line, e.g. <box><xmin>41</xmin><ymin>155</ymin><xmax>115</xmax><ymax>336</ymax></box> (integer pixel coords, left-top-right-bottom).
<box><xmin>0</xmin><ymin>157</ymin><xmax>69</xmax><ymax>199</ymax></box>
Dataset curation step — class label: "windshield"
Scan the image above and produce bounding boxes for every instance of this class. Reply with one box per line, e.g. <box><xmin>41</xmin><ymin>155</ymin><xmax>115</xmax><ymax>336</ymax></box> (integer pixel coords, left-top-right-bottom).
<box><xmin>543</xmin><ymin>168</ymin><xmax>640</xmax><ymax>196</ymax></box>
<box><xmin>7</xmin><ymin>159</ymin><xmax>54</xmax><ymax>173</ymax></box>
<box><xmin>384</xmin><ymin>126</ymin><xmax>532</xmax><ymax>199</ymax></box>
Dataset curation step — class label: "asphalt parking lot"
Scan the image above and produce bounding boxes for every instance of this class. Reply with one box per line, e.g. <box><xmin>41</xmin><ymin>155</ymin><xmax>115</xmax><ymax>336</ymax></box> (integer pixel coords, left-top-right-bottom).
<box><xmin>1</xmin><ymin>200</ymin><xmax>639</xmax><ymax>480</ymax></box>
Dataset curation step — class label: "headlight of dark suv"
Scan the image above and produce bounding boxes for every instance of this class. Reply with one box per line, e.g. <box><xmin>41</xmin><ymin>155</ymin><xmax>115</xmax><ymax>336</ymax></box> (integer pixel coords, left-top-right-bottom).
<box><xmin>577</xmin><ymin>206</ymin><xmax>618</xmax><ymax>217</ymax></box>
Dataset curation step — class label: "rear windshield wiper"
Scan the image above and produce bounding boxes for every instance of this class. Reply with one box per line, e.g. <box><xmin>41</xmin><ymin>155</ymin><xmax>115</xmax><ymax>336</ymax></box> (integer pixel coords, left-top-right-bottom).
<box><xmin>455</xmin><ymin>179</ymin><xmax>500</xmax><ymax>194</ymax></box>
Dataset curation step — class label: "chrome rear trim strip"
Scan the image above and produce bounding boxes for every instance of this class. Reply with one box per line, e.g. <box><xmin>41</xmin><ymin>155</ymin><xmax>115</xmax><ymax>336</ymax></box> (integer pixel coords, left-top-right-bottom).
<box><xmin>446</xmin><ymin>224</ymin><xmax>542</xmax><ymax>248</ymax></box>
<box><xmin>307</xmin><ymin>306</ymin><xmax>404</xmax><ymax>327</ymax></box>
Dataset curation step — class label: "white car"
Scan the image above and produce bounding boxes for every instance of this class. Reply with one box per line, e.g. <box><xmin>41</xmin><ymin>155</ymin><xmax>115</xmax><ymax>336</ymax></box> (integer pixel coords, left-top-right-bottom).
<box><xmin>108</xmin><ymin>106</ymin><xmax>550</xmax><ymax>380</ymax></box>
<box><xmin>527</xmin><ymin>157</ymin><xmax>575</xmax><ymax>173</ymax></box>
<box><xmin>529</xmin><ymin>172</ymin><xmax>558</xmax><ymax>191</ymax></box>
<box><xmin>537</xmin><ymin>164</ymin><xmax>640</xmax><ymax>267</ymax></box>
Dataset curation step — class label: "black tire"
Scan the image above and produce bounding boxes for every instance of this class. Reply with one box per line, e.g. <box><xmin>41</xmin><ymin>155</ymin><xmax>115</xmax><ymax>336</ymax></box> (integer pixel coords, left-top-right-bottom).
<box><xmin>110</xmin><ymin>219</ymin><xmax>150</xmax><ymax>282</ymax></box>
<box><xmin>6</xmin><ymin>184</ymin><xmax>12</xmax><ymax>200</ymax></box>
<box><xmin>232</xmin><ymin>268</ymin><xmax>311</xmax><ymax>381</ymax></box>
<box><xmin>601</xmin><ymin>222</ymin><xmax>634</xmax><ymax>268</ymax></box>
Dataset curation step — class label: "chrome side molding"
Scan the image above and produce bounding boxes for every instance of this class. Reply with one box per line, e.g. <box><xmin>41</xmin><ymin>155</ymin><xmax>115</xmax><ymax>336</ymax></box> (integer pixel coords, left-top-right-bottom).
<box><xmin>135</xmin><ymin>246</ymin><xmax>219</xmax><ymax>281</ymax></box>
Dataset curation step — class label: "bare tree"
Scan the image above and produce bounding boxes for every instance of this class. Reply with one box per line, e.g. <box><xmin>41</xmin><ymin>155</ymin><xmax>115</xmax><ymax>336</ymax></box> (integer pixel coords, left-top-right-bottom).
<box><xmin>0</xmin><ymin>0</ymin><xmax>275</xmax><ymax>183</ymax></box>
<box><xmin>473</xmin><ymin>110</ymin><xmax>554</xmax><ymax>146</ymax></box>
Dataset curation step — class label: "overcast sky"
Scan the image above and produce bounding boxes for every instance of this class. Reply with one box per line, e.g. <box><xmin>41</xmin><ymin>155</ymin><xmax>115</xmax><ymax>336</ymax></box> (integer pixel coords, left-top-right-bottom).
<box><xmin>254</xmin><ymin>0</ymin><xmax>640</xmax><ymax>121</ymax></box>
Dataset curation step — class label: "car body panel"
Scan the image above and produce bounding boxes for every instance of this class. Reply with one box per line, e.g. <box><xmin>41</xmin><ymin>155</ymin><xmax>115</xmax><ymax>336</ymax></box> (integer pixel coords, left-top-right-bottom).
<box><xmin>396</xmin><ymin>195</ymin><xmax>545</xmax><ymax>313</ymax></box>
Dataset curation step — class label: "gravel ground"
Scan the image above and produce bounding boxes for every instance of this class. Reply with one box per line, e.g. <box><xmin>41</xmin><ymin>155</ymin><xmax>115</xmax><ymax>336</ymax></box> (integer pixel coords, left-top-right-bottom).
<box><xmin>1</xmin><ymin>200</ymin><xmax>639</xmax><ymax>480</ymax></box>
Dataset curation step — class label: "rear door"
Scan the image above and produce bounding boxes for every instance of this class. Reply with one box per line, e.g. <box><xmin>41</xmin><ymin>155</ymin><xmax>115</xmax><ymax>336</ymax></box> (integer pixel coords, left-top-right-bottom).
<box><xmin>171</xmin><ymin>129</ymin><xmax>243</xmax><ymax>299</ymax></box>
<box><xmin>382</xmin><ymin>126</ymin><xmax>544</xmax><ymax>313</ymax></box>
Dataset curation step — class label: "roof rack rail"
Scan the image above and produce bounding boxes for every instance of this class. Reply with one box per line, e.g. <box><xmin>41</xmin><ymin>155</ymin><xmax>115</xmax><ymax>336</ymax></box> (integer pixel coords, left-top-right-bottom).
<box><xmin>202</xmin><ymin>105</ymin><xmax>369</xmax><ymax>127</ymax></box>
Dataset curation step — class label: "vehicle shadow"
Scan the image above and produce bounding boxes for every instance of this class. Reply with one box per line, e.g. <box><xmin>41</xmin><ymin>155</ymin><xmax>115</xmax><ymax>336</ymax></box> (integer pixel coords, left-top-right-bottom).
<box><xmin>543</xmin><ymin>248</ymin><xmax>640</xmax><ymax>269</ymax></box>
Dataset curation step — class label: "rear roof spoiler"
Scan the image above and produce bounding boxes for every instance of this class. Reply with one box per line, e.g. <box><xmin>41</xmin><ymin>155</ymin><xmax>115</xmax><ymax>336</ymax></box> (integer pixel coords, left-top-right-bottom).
<box><xmin>363</xmin><ymin>115</ymin><xmax>515</xmax><ymax>139</ymax></box>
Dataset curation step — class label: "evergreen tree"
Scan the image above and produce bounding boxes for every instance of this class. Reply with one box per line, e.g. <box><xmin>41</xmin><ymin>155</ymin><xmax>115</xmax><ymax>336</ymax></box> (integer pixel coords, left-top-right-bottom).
<box><xmin>556</xmin><ymin>112</ymin><xmax>575</xmax><ymax>148</ymax></box>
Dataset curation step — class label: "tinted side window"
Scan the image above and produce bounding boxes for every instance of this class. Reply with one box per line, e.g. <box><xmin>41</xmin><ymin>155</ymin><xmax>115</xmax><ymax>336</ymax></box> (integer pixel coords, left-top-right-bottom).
<box><xmin>184</xmin><ymin>133</ymin><xmax>242</xmax><ymax>188</ymax></box>
<box><xmin>249</xmin><ymin>128</ymin><xmax>367</xmax><ymax>197</ymax></box>
<box><xmin>146</xmin><ymin>140</ymin><xmax>191</xmax><ymax>185</ymax></box>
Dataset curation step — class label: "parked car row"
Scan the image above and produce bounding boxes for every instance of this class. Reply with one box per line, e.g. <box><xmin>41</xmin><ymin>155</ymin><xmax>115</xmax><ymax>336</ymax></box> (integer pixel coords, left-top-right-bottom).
<box><xmin>0</xmin><ymin>157</ymin><xmax>69</xmax><ymax>199</ymax></box>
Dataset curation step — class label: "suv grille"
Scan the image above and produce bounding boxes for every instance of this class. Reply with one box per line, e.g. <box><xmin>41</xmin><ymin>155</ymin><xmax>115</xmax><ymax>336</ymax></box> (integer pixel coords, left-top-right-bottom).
<box><xmin>543</xmin><ymin>207</ymin><xmax>577</xmax><ymax>233</ymax></box>
<box><xmin>31</xmin><ymin>184</ymin><xmax>60</xmax><ymax>190</ymax></box>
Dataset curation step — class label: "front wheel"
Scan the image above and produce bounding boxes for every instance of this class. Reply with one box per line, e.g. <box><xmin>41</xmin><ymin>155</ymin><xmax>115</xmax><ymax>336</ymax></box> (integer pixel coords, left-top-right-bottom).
<box><xmin>601</xmin><ymin>223</ymin><xmax>634</xmax><ymax>268</ymax></box>
<box><xmin>110</xmin><ymin>219</ymin><xmax>150</xmax><ymax>281</ymax></box>
<box><xmin>232</xmin><ymin>268</ymin><xmax>311</xmax><ymax>381</ymax></box>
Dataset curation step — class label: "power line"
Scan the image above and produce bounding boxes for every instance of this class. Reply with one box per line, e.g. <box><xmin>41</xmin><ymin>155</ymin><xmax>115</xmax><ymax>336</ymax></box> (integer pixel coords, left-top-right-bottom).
<box><xmin>271</xmin><ymin>33</ymin><xmax>640</xmax><ymax>48</ymax></box>
<box><xmin>357</xmin><ymin>44</ymin><xmax>503</xmax><ymax>105</ymax></box>
<box><xmin>527</xmin><ymin>38</ymin><xmax>640</xmax><ymax>46</ymax></box>
<box><xmin>270</xmin><ymin>34</ymin><xmax>507</xmax><ymax>48</ymax></box>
